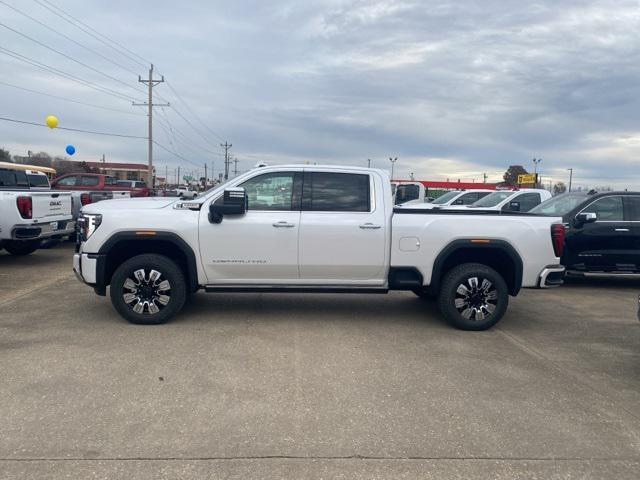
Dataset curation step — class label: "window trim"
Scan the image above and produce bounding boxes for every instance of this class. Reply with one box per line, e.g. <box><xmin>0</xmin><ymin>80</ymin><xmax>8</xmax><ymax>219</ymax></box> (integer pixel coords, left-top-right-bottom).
<box><xmin>577</xmin><ymin>195</ymin><xmax>626</xmax><ymax>223</ymax></box>
<box><xmin>301</xmin><ymin>171</ymin><xmax>375</xmax><ymax>214</ymax></box>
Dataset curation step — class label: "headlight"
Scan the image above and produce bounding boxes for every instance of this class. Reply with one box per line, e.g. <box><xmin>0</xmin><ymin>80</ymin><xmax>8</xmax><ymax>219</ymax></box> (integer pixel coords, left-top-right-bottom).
<box><xmin>78</xmin><ymin>213</ymin><xmax>102</xmax><ymax>241</ymax></box>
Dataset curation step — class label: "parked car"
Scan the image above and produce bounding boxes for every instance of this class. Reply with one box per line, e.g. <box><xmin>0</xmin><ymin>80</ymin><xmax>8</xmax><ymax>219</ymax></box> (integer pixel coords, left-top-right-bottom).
<box><xmin>52</xmin><ymin>173</ymin><xmax>150</xmax><ymax>197</ymax></box>
<box><xmin>430</xmin><ymin>188</ymin><xmax>552</xmax><ymax>212</ymax></box>
<box><xmin>0</xmin><ymin>167</ymin><xmax>74</xmax><ymax>255</ymax></box>
<box><xmin>174</xmin><ymin>186</ymin><xmax>198</xmax><ymax>199</ymax></box>
<box><xmin>530</xmin><ymin>191</ymin><xmax>640</xmax><ymax>273</ymax></box>
<box><xmin>400</xmin><ymin>189</ymin><xmax>493</xmax><ymax>209</ymax></box>
<box><xmin>116</xmin><ymin>180</ymin><xmax>150</xmax><ymax>197</ymax></box>
<box><xmin>74</xmin><ymin>165</ymin><xmax>565</xmax><ymax>330</ymax></box>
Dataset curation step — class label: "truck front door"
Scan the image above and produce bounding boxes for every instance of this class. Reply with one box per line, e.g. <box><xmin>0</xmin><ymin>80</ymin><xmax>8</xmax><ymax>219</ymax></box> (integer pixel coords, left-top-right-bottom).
<box><xmin>298</xmin><ymin>171</ymin><xmax>387</xmax><ymax>284</ymax></box>
<box><xmin>199</xmin><ymin>170</ymin><xmax>302</xmax><ymax>283</ymax></box>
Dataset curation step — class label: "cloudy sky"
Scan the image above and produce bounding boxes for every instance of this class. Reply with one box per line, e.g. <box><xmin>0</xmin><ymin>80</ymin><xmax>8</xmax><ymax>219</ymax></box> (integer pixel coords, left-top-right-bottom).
<box><xmin>1</xmin><ymin>0</ymin><xmax>639</xmax><ymax>188</ymax></box>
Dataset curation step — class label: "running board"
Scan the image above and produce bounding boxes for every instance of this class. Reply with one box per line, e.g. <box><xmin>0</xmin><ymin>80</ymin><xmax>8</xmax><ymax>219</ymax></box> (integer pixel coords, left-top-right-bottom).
<box><xmin>204</xmin><ymin>285</ymin><xmax>389</xmax><ymax>294</ymax></box>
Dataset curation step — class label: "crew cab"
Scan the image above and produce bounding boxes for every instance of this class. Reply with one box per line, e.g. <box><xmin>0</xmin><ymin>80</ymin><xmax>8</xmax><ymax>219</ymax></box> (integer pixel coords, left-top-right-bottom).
<box><xmin>530</xmin><ymin>191</ymin><xmax>640</xmax><ymax>273</ymax></box>
<box><xmin>52</xmin><ymin>173</ymin><xmax>150</xmax><ymax>197</ymax></box>
<box><xmin>401</xmin><ymin>189</ymin><xmax>493</xmax><ymax>209</ymax></box>
<box><xmin>0</xmin><ymin>167</ymin><xmax>73</xmax><ymax>255</ymax></box>
<box><xmin>433</xmin><ymin>188</ymin><xmax>552</xmax><ymax>213</ymax></box>
<box><xmin>73</xmin><ymin>165</ymin><xmax>565</xmax><ymax>330</ymax></box>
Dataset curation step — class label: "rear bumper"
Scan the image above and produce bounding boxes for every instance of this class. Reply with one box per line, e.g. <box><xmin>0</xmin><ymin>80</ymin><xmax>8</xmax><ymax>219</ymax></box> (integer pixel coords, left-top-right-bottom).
<box><xmin>11</xmin><ymin>219</ymin><xmax>75</xmax><ymax>240</ymax></box>
<box><xmin>537</xmin><ymin>265</ymin><xmax>565</xmax><ymax>288</ymax></box>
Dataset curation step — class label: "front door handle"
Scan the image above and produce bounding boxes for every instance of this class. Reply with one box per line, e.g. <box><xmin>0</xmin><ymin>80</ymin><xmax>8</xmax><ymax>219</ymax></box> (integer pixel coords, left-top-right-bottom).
<box><xmin>615</xmin><ymin>228</ymin><xmax>630</xmax><ymax>232</ymax></box>
<box><xmin>273</xmin><ymin>221</ymin><xmax>295</xmax><ymax>228</ymax></box>
<box><xmin>359</xmin><ymin>223</ymin><xmax>381</xmax><ymax>229</ymax></box>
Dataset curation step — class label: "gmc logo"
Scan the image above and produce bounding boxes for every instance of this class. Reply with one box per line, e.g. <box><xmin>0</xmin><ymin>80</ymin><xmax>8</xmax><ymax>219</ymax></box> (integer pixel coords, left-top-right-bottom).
<box><xmin>50</xmin><ymin>201</ymin><xmax>62</xmax><ymax>207</ymax></box>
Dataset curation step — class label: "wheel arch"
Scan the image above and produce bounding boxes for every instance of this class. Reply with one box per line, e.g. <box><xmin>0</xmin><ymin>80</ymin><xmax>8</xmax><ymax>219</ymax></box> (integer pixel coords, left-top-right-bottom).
<box><xmin>94</xmin><ymin>232</ymin><xmax>199</xmax><ymax>295</ymax></box>
<box><xmin>429</xmin><ymin>239</ymin><xmax>523</xmax><ymax>296</ymax></box>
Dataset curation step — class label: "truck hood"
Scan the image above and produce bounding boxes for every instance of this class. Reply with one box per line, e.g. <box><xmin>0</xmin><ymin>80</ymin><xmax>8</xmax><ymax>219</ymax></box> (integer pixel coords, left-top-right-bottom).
<box><xmin>82</xmin><ymin>197</ymin><xmax>178</xmax><ymax>213</ymax></box>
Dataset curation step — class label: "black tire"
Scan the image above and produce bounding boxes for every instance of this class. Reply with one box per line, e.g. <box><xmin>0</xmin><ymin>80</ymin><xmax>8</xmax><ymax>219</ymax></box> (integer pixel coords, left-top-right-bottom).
<box><xmin>438</xmin><ymin>263</ymin><xmax>508</xmax><ymax>331</ymax></box>
<box><xmin>3</xmin><ymin>240</ymin><xmax>40</xmax><ymax>256</ymax></box>
<box><xmin>412</xmin><ymin>287</ymin><xmax>435</xmax><ymax>301</ymax></box>
<box><xmin>109</xmin><ymin>254</ymin><xmax>187</xmax><ymax>325</ymax></box>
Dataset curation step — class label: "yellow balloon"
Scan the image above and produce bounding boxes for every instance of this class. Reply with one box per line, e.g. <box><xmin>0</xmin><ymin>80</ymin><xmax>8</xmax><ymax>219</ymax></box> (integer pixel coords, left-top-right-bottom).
<box><xmin>45</xmin><ymin>115</ymin><xmax>58</xmax><ymax>129</ymax></box>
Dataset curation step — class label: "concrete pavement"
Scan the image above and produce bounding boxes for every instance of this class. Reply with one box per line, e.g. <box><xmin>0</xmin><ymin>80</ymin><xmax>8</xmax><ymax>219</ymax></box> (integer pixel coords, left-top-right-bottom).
<box><xmin>1</xmin><ymin>243</ymin><xmax>639</xmax><ymax>479</ymax></box>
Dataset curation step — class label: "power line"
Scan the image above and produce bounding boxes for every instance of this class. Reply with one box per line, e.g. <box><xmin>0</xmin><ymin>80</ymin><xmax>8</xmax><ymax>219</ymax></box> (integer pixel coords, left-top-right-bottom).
<box><xmin>0</xmin><ymin>45</ymin><xmax>140</xmax><ymax>102</ymax></box>
<box><xmin>154</xmin><ymin>108</ymin><xmax>224</xmax><ymax>158</ymax></box>
<box><xmin>165</xmin><ymin>81</ymin><xmax>225</xmax><ymax>142</ymax></box>
<box><xmin>0</xmin><ymin>115</ymin><xmax>147</xmax><ymax>138</ymax></box>
<box><xmin>30</xmin><ymin>0</ymin><xmax>148</xmax><ymax>69</ymax></box>
<box><xmin>152</xmin><ymin>140</ymin><xmax>203</xmax><ymax>168</ymax></box>
<box><xmin>0</xmin><ymin>21</ymin><xmax>147</xmax><ymax>97</ymax></box>
<box><xmin>0</xmin><ymin>80</ymin><xmax>144</xmax><ymax>116</ymax></box>
<box><xmin>0</xmin><ymin>0</ymin><xmax>139</xmax><ymax>76</ymax></box>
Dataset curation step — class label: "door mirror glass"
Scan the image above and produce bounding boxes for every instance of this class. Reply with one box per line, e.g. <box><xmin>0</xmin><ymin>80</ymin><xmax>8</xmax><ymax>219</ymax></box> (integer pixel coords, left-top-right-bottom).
<box><xmin>575</xmin><ymin>212</ymin><xmax>597</xmax><ymax>226</ymax></box>
<box><xmin>209</xmin><ymin>187</ymin><xmax>247</xmax><ymax>223</ymax></box>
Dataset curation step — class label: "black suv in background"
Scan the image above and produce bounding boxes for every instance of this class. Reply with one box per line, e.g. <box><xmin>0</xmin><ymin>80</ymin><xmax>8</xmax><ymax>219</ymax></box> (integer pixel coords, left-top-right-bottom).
<box><xmin>530</xmin><ymin>191</ymin><xmax>640</xmax><ymax>273</ymax></box>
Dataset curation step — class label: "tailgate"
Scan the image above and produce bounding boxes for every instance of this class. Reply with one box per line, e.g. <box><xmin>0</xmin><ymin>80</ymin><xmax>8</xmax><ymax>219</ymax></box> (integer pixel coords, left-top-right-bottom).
<box><xmin>30</xmin><ymin>191</ymin><xmax>72</xmax><ymax>219</ymax></box>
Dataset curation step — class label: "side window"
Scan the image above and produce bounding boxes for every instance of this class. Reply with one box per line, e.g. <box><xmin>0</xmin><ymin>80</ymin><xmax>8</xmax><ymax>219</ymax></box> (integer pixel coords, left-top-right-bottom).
<box><xmin>459</xmin><ymin>193</ymin><xmax>479</xmax><ymax>205</ymax></box>
<box><xmin>395</xmin><ymin>184</ymin><xmax>419</xmax><ymax>204</ymax></box>
<box><xmin>305</xmin><ymin>172</ymin><xmax>370</xmax><ymax>212</ymax></box>
<box><xmin>582</xmin><ymin>196</ymin><xmax>623</xmax><ymax>221</ymax></box>
<box><xmin>238</xmin><ymin>172</ymin><xmax>296</xmax><ymax>211</ymax></box>
<box><xmin>503</xmin><ymin>193</ymin><xmax>540</xmax><ymax>212</ymax></box>
<box><xmin>56</xmin><ymin>176</ymin><xmax>77</xmax><ymax>186</ymax></box>
<box><xmin>624</xmin><ymin>196</ymin><xmax>640</xmax><ymax>221</ymax></box>
<box><xmin>104</xmin><ymin>177</ymin><xmax>118</xmax><ymax>185</ymax></box>
<box><xmin>79</xmin><ymin>176</ymin><xmax>99</xmax><ymax>186</ymax></box>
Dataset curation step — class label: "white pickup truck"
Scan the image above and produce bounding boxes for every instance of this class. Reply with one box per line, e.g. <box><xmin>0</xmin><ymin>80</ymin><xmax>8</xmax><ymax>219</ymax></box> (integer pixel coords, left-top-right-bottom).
<box><xmin>73</xmin><ymin>165</ymin><xmax>566</xmax><ymax>330</ymax></box>
<box><xmin>0</xmin><ymin>167</ymin><xmax>74</xmax><ymax>255</ymax></box>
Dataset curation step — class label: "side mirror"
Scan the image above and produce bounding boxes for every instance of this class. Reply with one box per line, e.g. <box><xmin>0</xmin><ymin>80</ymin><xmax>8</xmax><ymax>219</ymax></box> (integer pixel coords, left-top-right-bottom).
<box><xmin>209</xmin><ymin>187</ymin><xmax>247</xmax><ymax>224</ymax></box>
<box><xmin>508</xmin><ymin>201</ymin><xmax>521</xmax><ymax>211</ymax></box>
<box><xmin>574</xmin><ymin>212</ymin><xmax>597</xmax><ymax>227</ymax></box>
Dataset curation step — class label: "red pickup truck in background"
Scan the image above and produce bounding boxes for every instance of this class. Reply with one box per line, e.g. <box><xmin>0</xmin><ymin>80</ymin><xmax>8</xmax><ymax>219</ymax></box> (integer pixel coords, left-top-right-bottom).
<box><xmin>51</xmin><ymin>173</ymin><xmax>150</xmax><ymax>197</ymax></box>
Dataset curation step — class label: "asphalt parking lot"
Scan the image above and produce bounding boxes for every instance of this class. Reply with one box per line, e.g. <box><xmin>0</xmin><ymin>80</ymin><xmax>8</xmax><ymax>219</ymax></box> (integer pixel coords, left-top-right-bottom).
<box><xmin>1</xmin><ymin>242</ymin><xmax>639</xmax><ymax>479</ymax></box>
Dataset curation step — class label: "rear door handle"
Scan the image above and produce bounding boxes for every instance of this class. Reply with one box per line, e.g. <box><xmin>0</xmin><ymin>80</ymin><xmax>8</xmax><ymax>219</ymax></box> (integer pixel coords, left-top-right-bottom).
<box><xmin>273</xmin><ymin>221</ymin><xmax>295</xmax><ymax>228</ymax></box>
<box><xmin>615</xmin><ymin>228</ymin><xmax>630</xmax><ymax>232</ymax></box>
<box><xmin>359</xmin><ymin>223</ymin><xmax>381</xmax><ymax>229</ymax></box>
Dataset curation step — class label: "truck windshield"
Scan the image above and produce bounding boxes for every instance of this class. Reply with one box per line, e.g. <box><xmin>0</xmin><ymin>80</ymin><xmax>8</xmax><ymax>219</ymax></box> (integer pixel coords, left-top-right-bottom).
<box><xmin>529</xmin><ymin>192</ymin><xmax>588</xmax><ymax>216</ymax></box>
<box><xmin>469</xmin><ymin>191</ymin><xmax>513</xmax><ymax>208</ymax></box>
<box><xmin>0</xmin><ymin>169</ymin><xmax>29</xmax><ymax>188</ymax></box>
<box><xmin>431</xmin><ymin>191</ymin><xmax>460</xmax><ymax>204</ymax></box>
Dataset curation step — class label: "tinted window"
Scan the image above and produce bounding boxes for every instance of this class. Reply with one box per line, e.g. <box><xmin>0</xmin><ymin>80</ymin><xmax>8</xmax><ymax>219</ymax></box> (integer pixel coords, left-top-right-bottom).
<box><xmin>116</xmin><ymin>180</ymin><xmax>131</xmax><ymax>187</ymax></box>
<box><xmin>239</xmin><ymin>172</ymin><xmax>295</xmax><ymax>211</ymax></box>
<box><xmin>514</xmin><ymin>193</ymin><xmax>542</xmax><ymax>211</ymax></box>
<box><xmin>79</xmin><ymin>176</ymin><xmax>99</xmax><ymax>186</ymax></box>
<box><xmin>625</xmin><ymin>196</ymin><xmax>640</xmax><ymax>221</ymax></box>
<box><xmin>459</xmin><ymin>192</ymin><xmax>489</xmax><ymax>205</ymax></box>
<box><xmin>104</xmin><ymin>177</ymin><xmax>118</xmax><ymax>185</ymax></box>
<box><xmin>432</xmin><ymin>191</ymin><xmax>460</xmax><ymax>205</ymax></box>
<box><xmin>582</xmin><ymin>196</ymin><xmax>623</xmax><ymax>221</ymax></box>
<box><xmin>56</xmin><ymin>176</ymin><xmax>76</xmax><ymax>186</ymax></box>
<box><xmin>470</xmin><ymin>191</ymin><xmax>513</xmax><ymax>207</ymax></box>
<box><xmin>529</xmin><ymin>192</ymin><xmax>589</xmax><ymax>216</ymax></box>
<box><xmin>306</xmin><ymin>172</ymin><xmax>370</xmax><ymax>212</ymax></box>
<box><xmin>395</xmin><ymin>184</ymin><xmax>420</xmax><ymax>204</ymax></box>
<box><xmin>0</xmin><ymin>169</ymin><xmax>29</xmax><ymax>187</ymax></box>
<box><xmin>28</xmin><ymin>174</ymin><xmax>50</xmax><ymax>187</ymax></box>
<box><xmin>135</xmin><ymin>181</ymin><xmax>146</xmax><ymax>188</ymax></box>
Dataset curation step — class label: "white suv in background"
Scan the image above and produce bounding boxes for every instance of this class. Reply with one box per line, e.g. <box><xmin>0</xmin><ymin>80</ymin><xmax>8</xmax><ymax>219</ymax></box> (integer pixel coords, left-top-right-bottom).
<box><xmin>446</xmin><ymin>189</ymin><xmax>552</xmax><ymax>213</ymax></box>
<box><xmin>400</xmin><ymin>189</ymin><xmax>493</xmax><ymax>209</ymax></box>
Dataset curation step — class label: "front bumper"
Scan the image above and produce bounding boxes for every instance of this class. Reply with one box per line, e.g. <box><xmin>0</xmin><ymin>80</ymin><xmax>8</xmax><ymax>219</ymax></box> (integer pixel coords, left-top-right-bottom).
<box><xmin>12</xmin><ymin>219</ymin><xmax>75</xmax><ymax>240</ymax></box>
<box><xmin>537</xmin><ymin>265</ymin><xmax>565</xmax><ymax>288</ymax></box>
<box><xmin>73</xmin><ymin>252</ymin><xmax>98</xmax><ymax>285</ymax></box>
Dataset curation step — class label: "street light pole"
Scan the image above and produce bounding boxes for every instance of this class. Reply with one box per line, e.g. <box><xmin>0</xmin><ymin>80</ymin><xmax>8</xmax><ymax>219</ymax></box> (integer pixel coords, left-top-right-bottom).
<box><xmin>389</xmin><ymin>157</ymin><xmax>398</xmax><ymax>180</ymax></box>
<box><xmin>567</xmin><ymin>168</ymin><xmax>573</xmax><ymax>192</ymax></box>
<box><xmin>532</xmin><ymin>158</ymin><xmax>542</xmax><ymax>187</ymax></box>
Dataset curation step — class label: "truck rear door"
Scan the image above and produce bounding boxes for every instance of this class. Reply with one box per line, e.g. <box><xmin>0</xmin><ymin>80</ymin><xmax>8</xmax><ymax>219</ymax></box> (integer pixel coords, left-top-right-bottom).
<box><xmin>298</xmin><ymin>171</ymin><xmax>387</xmax><ymax>283</ymax></box>
<box><xmin>30</xmin><ymin>191</ymin><xmax>71</xmax><ymax>219</ymax></box>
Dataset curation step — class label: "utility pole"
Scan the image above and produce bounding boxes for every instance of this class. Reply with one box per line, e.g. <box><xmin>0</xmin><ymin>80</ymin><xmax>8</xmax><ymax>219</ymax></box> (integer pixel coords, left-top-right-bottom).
<box><xmin>567</xmin><ymin>168</ymin><xmax>573</xmax><ymax>192</ymax></box>
<box><xmin>165</xmin><ymin>165</ymin><xmax>168</xmax><ymax>187</ymax></box>
<box><xmin>177</xmin><ymin>166</ymin><xmax>181</xmax><ymax>186</ymax></box>
<box><xmin>211</xmin><ymin>161</ymin><xmax>214</xmax><ymax>184</ymax></box>
<box><xmin>204</xmin><ymin>162</ymin><xmax>208</xmax><ymax>188</ymax></box>
<box><xmin>389</xmin><ymin>157</ymin><xmax>398</xmax><ymax>180</ymax></box>
<box><xmin>102</xmin><ymin>153</ymin><xmax>105</xmax><ymax>164</ymax></box>
<box><xmin>133</xmin><ymin>64</ymin><xmax>169</xmax><ymax>188</ymax></box>
<box><xmin>233</xmin><ymin>157</ymin><xmax>239</xmax><ymax>176</ymax></box>
<box><xmin>220</xmin><ymin>142</ymin><xmax>232</xmax><ymax>180</ymax></box>
<box><xmin>483</xmin><ymin>172</ymin><xmax>488</xmax><ymax>183</ymax></box>
<box><xmin>367</xmin><ymin>158</ymin><xmax>371</xmax><ymax>168</ymax></box>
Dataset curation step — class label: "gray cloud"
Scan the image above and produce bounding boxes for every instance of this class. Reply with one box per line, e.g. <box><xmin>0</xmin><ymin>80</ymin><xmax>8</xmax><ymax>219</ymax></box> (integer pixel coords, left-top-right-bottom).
<box><xmin>1</xmin><ymin>0</ymin><xmax>639</xmax><ymax>188</ymax></box>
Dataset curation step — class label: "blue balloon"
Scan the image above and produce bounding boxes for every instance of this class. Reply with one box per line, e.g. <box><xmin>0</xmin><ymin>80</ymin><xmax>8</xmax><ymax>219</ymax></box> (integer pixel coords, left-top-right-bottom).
<box><xmin>65</xmin><ymin>144</ymin><xmax>76</xmax><ymax>155</ymax></box>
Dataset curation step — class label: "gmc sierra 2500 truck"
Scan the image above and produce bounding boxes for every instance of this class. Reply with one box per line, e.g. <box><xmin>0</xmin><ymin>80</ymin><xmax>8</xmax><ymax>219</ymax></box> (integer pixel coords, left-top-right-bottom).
<box><xmin>73</xmin><ymin>165</ymin><xmax>565</xmax><ymax>330</ymax></box>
